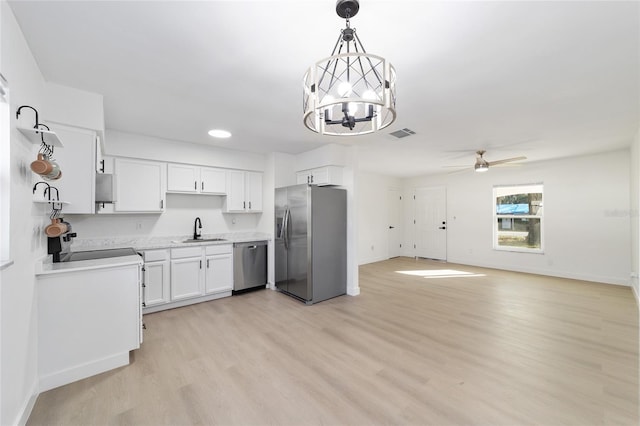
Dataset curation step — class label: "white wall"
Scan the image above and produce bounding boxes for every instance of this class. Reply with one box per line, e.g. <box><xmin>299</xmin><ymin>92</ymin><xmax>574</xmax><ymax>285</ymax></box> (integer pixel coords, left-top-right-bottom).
<box><xmin>357</xmin><ymin>171</ymin><xmax>402</xmax><ymax>265</ymax></box>
<box><xmin>630</xmin><ymin>130</ymin><xmax>639</xmax><ymax>303</ymax></box>
<box><xmin>0</xmin><ymin>2</ymin><xmax>48</xmax><ymax>423</ymax></box>
<box><xmin>105</xmin><ymin>130</ymin><xmax>265</xmax><ymax>172</ymax></box>
<box><xmin>404</xmin><ymin>149</ymin><xmax>631</xmax><ymax>286</ymax></box>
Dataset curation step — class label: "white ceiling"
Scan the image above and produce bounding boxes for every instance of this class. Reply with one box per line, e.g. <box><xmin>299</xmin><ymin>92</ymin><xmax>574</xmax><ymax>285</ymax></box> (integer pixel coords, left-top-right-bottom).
<box><xmin>8</xmin><ymin>0</ymin><xmax>639</xmax><ymax>177</ymax></box>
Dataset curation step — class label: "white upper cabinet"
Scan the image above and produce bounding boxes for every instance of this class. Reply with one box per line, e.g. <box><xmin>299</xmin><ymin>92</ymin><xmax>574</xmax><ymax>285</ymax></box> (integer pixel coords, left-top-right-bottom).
<box><xmin>296</xmin><ymin>166</ymin><xmax>343</xmax><ymax>186</ymax></box>
<box><xmin>167</xmin><ymin>163</ymin><xmax>226</xmax><ymax>195</ymax></box>
<box><xmin>114</xmin><ymin>158</ymin><xmax>166</xmax><ymax>213</ymax></box>
<box><xmin>200</xmin><ymin>167</ymin><xmax>226</xmax><ymax>194</ymax></box>
<box><xmin>223</xmin><ymin>171</ymin><xmax>262</xmax><ymax>213</ymax></box>
<box><xmin>45</xmin><ymin>124</ymin><xmax>97</xmax><ymax>214</ymax></box>
<box><xmin>167</xmin><ymin>164</ymin><xmax>199</xmax><ymax>193</ymax></box>
<box><xmin>246</xmin><ymin>172</ymin><xmax>263</xmax><ymax>212</ymax></box>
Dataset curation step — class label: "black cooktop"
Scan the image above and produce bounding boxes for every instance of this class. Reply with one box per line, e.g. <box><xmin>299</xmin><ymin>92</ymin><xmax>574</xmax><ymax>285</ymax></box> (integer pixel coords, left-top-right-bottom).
<box><xmin>61</xmin><ymin>247</ymin><xmax>139</xmax><ymax>262</ymax></box>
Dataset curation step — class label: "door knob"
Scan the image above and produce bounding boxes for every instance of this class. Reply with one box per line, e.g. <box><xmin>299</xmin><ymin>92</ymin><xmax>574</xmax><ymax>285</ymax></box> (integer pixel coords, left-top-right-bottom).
<box><xmin>438</xmin><ymin>226</ymin><xmax>446</xmax><ymax>230</ymax></box>
<box><xmin>389</xmin><ymin>226</ymin><xmax>395</xmax><ymax>229</ymax></box>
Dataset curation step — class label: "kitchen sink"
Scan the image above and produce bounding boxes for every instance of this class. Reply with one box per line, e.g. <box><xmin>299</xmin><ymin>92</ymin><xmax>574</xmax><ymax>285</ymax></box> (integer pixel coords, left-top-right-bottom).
<box><xmin>174</xmin><ymin>238</ymin><xmax>228</xmax><ymax>243</ymax></box>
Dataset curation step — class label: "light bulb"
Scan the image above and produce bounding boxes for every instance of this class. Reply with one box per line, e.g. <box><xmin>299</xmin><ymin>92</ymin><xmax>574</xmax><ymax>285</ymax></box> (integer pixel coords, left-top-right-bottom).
<box><xmin>337</xmin><ymin>82</ymin><xmax>352</xmax><ymax>97</ymax></box>
<box><xmin>348</xmin><ymin>102</ymin><xmax>359</xmax><ymax>115</ymax></box>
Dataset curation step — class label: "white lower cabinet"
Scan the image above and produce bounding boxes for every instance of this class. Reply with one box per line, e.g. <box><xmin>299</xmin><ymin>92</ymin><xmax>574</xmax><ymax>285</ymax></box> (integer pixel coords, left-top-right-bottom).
<box><xmin>142</xmin><ymin>249</ymin><xmax>171</xmax><ymax>307</ymax></box>
<box><xmin>170</xmin><ymin>246</ymin><xmax>205</xmax><ymax>301</ymax></box>
<box><xmin>205</xmin><ymin>245</ymin><xmax>233</xmax><ymax>294</ymax></box>
<box><xmin>144</xmin><ymin>243</ymin><xmax>233</xmax><ymax>313</ymax></box>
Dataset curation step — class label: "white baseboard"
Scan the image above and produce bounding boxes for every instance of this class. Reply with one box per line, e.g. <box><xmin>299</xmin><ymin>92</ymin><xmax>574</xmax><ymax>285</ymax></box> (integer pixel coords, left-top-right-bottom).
<box><xmin>39</xmin><ymin>352</ymin><xmax>130</xmax><ymax>393</ymax></box>
<box><xmin>347</xmin><ymin>286</ymin><xmax>360</xmax><ymax>296</ymax></box>
<box><xmin>446</xmin><ymin>256</ymin><xmax>631</xmax><ymax>287</ymax></box>
<box><xmin>14</xmin><ymin>380</ymin><xmax>38</xmax><ymax>426</ymax></box>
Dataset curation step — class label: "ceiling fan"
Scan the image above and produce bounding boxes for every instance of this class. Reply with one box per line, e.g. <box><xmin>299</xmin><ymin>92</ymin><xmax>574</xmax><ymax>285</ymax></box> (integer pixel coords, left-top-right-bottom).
<box><xmin>446</xmin><ymin>150</ymin><xmax>527</xmax><ymax>173</ymax></box>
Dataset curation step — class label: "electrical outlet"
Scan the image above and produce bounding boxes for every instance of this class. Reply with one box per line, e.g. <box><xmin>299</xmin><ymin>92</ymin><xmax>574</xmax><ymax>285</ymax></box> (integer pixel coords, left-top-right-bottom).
<box><xmin>135</xmin><ymin>222</ymin><xmax>143</xmax><ymax>230</ymax></box>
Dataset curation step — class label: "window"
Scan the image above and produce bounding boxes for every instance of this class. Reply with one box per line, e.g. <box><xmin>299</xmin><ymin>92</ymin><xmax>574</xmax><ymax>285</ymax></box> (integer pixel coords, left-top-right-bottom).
<box><xmin>0</xmin><ymin>74</ymin><xmax>10</xmax><ymax>268</ymax></box>
<box><xmin>493</xmin><ymin>184</ymin><xmax>543</xmax><ymax>253</ymax></box>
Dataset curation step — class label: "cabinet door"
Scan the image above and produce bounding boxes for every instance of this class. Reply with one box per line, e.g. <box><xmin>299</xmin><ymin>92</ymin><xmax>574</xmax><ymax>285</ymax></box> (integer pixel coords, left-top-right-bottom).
<box><xmin>246</xmin><ymin>172</ymin><xmax>263</xmax><ymax>212</ymax></box>
<box><xmin>114</xmin><ymin>158</ymin><xmax>166</xmax><ymax>212</ymax></box>
<box><xmin>170</xmin><ymin>257</ymin><xmax>203</xmax><ymax>301</ymax></box>
<box><xmin>205</xmin><ymin>253</ymin><xmax>233</xmax><ymax>294</ymax></box>
<box><xmin>200</xmin><ymin>167</ymin><xmax>226</xmax><ymax>194</ymax></box>
<box><xmin>296</xmin><ymin>171</ymin><xmax>311</xmax><ymax>185</ymax></box>
<box><xmin>48</xmin><ymin>124</ymin><xmax>97</xmax><ymax>214</ymax></box>
<box><xmin>167</xmin><ymin>164</ymin><xmax>199</xmax><ymax>193</ymax></box>
<box><xmin>225</xmin><ymin>170</ymin><xmax>246</xmax><ymax>211</ymax></box>
<box><xmin>144</xmin><ymin>259</ymin><xmax>170</xmax><ymax>307</ymax></box>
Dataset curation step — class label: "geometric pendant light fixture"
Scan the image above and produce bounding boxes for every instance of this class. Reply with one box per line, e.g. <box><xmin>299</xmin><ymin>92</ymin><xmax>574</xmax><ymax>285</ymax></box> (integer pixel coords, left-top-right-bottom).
<box><xmin>303</xmin><ymin>0</ymin><xmax>396</xmax><ymax>136</ymax></box>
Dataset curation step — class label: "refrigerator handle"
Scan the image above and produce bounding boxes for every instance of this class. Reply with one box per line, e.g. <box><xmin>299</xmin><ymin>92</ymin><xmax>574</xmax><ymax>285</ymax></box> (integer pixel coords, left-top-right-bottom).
<box><xmin>283</xmin><ymin>208</ymin><xmax>290</xmax><ymax>250</ymax></box>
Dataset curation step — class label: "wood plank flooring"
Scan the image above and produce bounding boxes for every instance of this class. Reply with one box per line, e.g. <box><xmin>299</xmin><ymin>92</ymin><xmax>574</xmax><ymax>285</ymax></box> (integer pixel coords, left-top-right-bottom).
<box><xmin>27</xmin><ymin>257</ymin><xmax>639</xmax><ymax>425</ymax></box>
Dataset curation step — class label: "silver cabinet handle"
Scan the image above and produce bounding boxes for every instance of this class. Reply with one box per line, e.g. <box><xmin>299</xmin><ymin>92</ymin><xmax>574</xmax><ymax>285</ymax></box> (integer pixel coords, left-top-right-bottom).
<box><xmin>243</xmin><ymin>201</ymin><xmax>246</xmax><ymax>209</ymax></box>
<box><xmin>248</xmin><ymin>245</ymin><xmax>257</xmax><ymax>250</ymax></box>
<box><xmin>199</xmin><ymin>260</ymin><xmax>202</xmax><ymax>269</ymax></box>
<box><xmin>194</xmin><ymin>181</ymin><xmax>197</xmax><ymax>190</ymax></box>
<box><xmin>207</xmin><ymin>259</ymin><xmax>210</xmax><ymax>268</ymax></box>
<box><xmin>249</xmin><ymin>201</ymin><xmax>252</xmax><ymax>210</ymax></box>
<box><xmin>202</xmin><ymin>181</ymin><xmax>204</xmax><ymax>191</ymax></box>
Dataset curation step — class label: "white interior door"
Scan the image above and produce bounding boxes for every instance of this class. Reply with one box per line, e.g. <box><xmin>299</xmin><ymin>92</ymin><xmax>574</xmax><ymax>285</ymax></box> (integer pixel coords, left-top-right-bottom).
<box><xmin>388</xmin><ymin>188</ymin><xmax>402</xmax><ymax>258</ymax></box>
<box><xmin>415</xmin><ymin>186</ymin><xmax>447</xmax><ymax>260</ymax></box>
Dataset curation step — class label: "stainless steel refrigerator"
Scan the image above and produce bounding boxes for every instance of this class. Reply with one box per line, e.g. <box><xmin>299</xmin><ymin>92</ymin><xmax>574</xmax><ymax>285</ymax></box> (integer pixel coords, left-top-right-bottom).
<box><xmin>275</xmin><ymin>184</ymin><xmax>347</xmax><ymax>304</ymax></box>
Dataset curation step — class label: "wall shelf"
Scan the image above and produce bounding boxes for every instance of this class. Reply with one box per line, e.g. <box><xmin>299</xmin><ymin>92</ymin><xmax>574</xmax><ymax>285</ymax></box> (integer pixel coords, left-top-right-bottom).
<box><xmin>18</xmin><ymin>127</ymin><xmax>63</xmax><ymax>147</ymax></box>
<box><xmin>33</xmin><ymin>199</ymin><xmax>70</xmax><ymax>205</ymax></box>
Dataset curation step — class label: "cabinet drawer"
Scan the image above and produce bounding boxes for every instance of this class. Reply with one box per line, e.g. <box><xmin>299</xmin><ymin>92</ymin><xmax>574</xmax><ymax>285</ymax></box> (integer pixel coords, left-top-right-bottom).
<box><xmin>143</xmin><ymin>249</ymin><xmax>169</xmax><ymax>262</ymax></box>
<box><xmin>205</xmin><ymin>244</ymin><xmax>232</xmax><ymax>255</ymax></box>
<box><xmin>171</xmin><ymin>246</ymin><xmax>203</xmax><ymax>259</ymax></box>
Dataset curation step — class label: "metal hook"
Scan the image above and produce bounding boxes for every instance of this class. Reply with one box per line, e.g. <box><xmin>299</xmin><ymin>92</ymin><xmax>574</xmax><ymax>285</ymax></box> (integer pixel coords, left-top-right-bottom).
<box><xmin>32</xmin><ymin>181</ymin><xmax>51</xmax><ymax>198</ymax></box>
<box><xmin>16</xmin><ymin>105</ymin><xmax>39</xmax><ymax>129</ymax></box>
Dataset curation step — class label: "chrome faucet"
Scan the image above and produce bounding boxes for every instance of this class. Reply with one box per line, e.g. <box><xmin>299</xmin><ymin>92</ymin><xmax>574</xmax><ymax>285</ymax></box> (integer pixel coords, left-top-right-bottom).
<box><xmin>193</xmin><ymin>217</ymin><xmax>202</xmax><ymax>240</ymax></box>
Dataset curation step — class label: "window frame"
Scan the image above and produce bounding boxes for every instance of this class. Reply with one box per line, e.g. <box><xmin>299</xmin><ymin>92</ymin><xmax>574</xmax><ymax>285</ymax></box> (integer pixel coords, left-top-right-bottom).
<box><xmin>493</xmin><ymin>183</ymin><xmax>544</xmax><ymax>254</ymax></box>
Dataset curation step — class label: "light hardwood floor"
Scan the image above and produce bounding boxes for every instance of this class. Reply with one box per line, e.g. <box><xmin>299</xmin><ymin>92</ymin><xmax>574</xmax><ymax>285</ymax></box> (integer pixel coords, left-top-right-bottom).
<box><xmin>27</xmin><ymin>257</ymin><xmax>639</xmax><ymax>425</ymax></box>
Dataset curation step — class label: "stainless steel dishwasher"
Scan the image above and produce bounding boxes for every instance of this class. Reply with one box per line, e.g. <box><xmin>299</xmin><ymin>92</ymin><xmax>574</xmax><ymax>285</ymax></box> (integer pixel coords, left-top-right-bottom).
<box><xmin>233</xmin><ymin>241</ymin><xmax>267</xmax><ymax>292</ymax></box>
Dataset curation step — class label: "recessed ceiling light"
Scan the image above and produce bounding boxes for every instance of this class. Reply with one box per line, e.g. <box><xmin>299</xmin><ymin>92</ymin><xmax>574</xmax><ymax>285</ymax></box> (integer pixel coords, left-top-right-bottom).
<box><xmin>208</xmin><ymin>129</ymin><xmax>232</xmax><ymax>138</ymax></box>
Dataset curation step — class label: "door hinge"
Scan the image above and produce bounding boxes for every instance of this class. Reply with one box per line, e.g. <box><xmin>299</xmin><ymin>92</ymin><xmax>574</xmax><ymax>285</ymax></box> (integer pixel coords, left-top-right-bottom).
<box><xmin>413</xmin><ymin>195</ymin><xmax>416</xmax><ymax>200</ymax></box>
<box><xmin>400</xmin><ymin>244</ymin><xmax>402</xmax><ymax>248</ymax></box>
<box><xmin>413</xmin><ymin>220</ymin><xmax>416</xmax><ymax>224</ymax></box>
<box><xmin>413</xmin><ymin>244</ymin><xmax>416</xmax><ymax>249</ymax></box>
<box><xmin>400</xmin><ymin>196</ymin><xmax>402</xmax><ymax>200</ymax></box>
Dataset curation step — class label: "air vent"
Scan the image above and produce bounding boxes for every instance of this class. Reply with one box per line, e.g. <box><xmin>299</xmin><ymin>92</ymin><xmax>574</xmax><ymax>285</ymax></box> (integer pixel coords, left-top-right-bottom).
<box><xmin>389</xmin><ymin>128</ymin><xmax>416</xmax><ymax>139</ymax></box>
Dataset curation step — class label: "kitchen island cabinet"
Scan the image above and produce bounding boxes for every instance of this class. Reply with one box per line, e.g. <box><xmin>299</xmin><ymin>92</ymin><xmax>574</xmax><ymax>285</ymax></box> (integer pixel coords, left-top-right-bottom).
<box><xmin>36</xmin><ymin>256</ymin><xmax>142</xmax><ymax>391</ymax></box>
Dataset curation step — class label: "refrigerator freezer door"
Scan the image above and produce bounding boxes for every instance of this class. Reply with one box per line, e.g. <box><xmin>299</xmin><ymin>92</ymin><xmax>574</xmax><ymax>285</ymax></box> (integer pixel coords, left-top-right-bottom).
<box><xmin>286</xmin><ymin>184</ymin><xmax>311</xmax><ymax>301</ymax></box>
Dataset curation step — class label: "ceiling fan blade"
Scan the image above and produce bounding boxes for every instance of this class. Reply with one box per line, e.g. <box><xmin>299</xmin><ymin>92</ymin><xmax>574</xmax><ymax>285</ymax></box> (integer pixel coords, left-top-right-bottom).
<box><xmin>442</xmin><ymin>165</ymin><xmax>470</xmax><ymax>168</ymax></box>
<box><xmin>447</xmin><ymin>167</ymin><xmax>472</xmax><ymax>175</ymax></box>
<box><xmin>487</xmin><ymin>156</ymin><xmax>527</xmax><ymax>166</ymax></box>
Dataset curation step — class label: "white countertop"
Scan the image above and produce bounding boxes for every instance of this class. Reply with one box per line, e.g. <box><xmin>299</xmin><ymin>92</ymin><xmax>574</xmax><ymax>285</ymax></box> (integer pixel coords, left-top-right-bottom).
<box><xmin>35</xmin><ymin>232</ymin><xmax>271</xmax><ymax>276</ymax></box>
<box><xmin>69</xmin><ymin>232</ymin><xmax>272</xmax><ymax>251</ymax></box>
<box><xmin>36</xmin><ymin>254</ymin><xmax>143</xmax><ymax>276</ymax></box>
